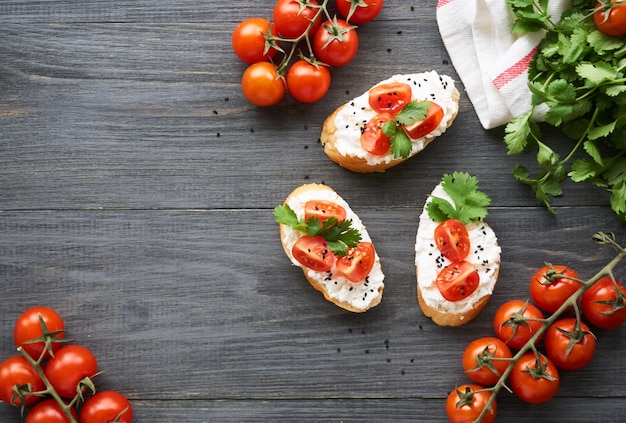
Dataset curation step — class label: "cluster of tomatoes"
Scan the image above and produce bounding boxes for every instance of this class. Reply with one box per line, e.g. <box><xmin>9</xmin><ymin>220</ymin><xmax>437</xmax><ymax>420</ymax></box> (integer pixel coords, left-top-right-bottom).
<box><xmin>231</xmin><ymin>0</ymin><xmax>384</xmax><ymax>106</ymax></box>
<box><xmin>446</xmin><ymin>264</ymin><xmax>626</xmax><ymax>423</ymax></box>
<box><xmin>0</xmin><ymin>306</ymin><xmax>132</xmax><ymax>423</ymax></box>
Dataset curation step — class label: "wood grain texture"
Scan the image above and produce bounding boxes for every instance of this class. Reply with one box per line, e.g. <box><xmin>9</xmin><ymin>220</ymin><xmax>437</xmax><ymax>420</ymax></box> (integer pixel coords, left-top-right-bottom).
<box><xmin>1</xmin><ymin>1</ymin><xmax>625</xmax><ymax>422</ymax></box>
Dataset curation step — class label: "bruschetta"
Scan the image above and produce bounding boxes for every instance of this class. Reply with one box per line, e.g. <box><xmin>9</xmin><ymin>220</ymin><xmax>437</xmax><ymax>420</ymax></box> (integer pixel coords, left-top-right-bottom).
<box><xmin>320</xmin><ymin>71</ymin><xmax>460</xmax><ymax>173</ymax></box>
<box><xmin>274</xmin><ymin>183</ymin><xmax>384</xmax><ymax>312</ymax></box>
<box><xmin>415</xmin><ymin>172</ymin><xmax>500</xmax><ymax>326</ymax></box>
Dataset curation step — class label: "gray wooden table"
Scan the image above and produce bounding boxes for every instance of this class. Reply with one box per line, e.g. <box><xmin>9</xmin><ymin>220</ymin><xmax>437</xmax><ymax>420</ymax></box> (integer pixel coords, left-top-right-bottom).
<box><xmin>1</xmin><ymin>1</ymin><xmax>625</xmax><ymax>422</ymax></box>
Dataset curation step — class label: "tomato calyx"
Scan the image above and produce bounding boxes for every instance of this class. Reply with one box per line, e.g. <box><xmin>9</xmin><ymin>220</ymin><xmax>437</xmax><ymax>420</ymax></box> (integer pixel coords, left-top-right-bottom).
<box><xmin>497</xmin><ymin>300</ymin><xmax>545</xmax><ymax>344</ymax></box>
<box><xmin>316</xmin><ymin>16</ymin><xmax>358</xmax><ymax>50</ymax></box>
<box><xmin>21</xmin><ymin>316</ymin><xmax>68</xmax><ymax>362</ymax></box>
<box><xmin>555</xmin><ymin>320</ymin><xmax>596</xmax><ymax>360</ymax></box>
<box><xmin>453</xmin><ymin>385</ymin><xmax>495</xmax><ymax>413</ymax></box>
<box><xmin>594</xmin><ymin>278</ymin><xmax>626</xmax><ymax>315</ymax></box>
<box><xmin>469</xmin><ymin>345</ymin><xmax>509</xmax><ymax>378</ymax></box>
<box><xmin>538</xmin><ymin>263</ymin><xmax>582</xmax><ymax>286</ymax></box>
<box><xmin>521</xmin><ymin>351</ymin><xmax>559</xmax><ymax>382</ymax></box>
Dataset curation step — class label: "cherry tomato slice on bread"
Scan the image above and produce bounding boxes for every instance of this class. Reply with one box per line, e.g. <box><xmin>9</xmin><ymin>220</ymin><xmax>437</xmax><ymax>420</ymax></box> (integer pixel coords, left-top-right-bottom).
<box><xmin>360</xmin><ymin>113</ymin><xmax>394</xmax><ymax>155</ymax></box>
<box><xmin>402</xmin><ymin>101</ymin><xmax>444</xmax><ymax>139</ymax></box>
<box><xmin>434</xmin><ymin>219</ymin><xmax>470</xmax><ymax>263</ymax></box>
<box><xmin>292</xmin><ymin>235</ymin><xmax>336</xmax><ymax>272</ymax></box>
<box><xmin>304</xmin><ymin>200</ymin><xmax>347</xmax><ymax>223</ymax></box>
<box><xmin>368</xmin><ymin>82</ymin><xmax>412</xmax><ymax>114</ymax></box>
<box><xmin>336</xmin><ymin>242</ymin><xmax>376</xmax><ymax>282</ymax></box>
<box><xmin>436</xmin><ymin>261</ymin><xmax>479</xmax><ymax>301</ymax></box>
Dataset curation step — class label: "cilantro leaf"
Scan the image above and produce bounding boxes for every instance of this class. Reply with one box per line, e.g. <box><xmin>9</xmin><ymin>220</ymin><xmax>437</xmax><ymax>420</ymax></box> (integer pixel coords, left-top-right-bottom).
<box><xmin>381</xmin><ymin>100</ymin><xmax>431</xmax><ymax>159</ymax></box>
<box><xmin>426</xmin><ymin>172</ymin><xmax>491</xmax><ymax>224</ymax></box>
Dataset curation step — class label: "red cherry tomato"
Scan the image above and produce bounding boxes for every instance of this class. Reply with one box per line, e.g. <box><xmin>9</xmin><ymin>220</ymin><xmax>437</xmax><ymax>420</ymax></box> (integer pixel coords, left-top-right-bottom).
<box><xmin>14</xmin><ymin>306</ymin><xmax>65</xmax><ymax>360</ymax></box>
<box><xmin>292</xmin><ymin>235</ymin><xmax>336</xmax><ymax>272</ymax></box>
<box><xmin>434</xmin><ymin>218</ymin><xmax>470</xmax><ymax>262</ymax></box>
<box><xmin>360</xmin><ymin>113</ymin><xmax>394</xmax><ymax>155</ymax></box>
<box><xmin>231</xmin><ymin>18</ymin><xmax>279</xmax><ymax>64</ymax></box>
<box><xmin>0</xmin><ymin>356</ymin><xmax>45</xmax><ymax>406</ymax></box>
<box><xmin>304</xmin><ymin>200</ymin><xmax>347</xmax><ymax>223</ymax></box>
<box><xmin>273</xmin><ymin>0</ymin><xmax>322</xmax><ymax>38</ymax></box>
<box><xmin>445</xmin><ymin>384</ymin><xmax>497</xmax><ymax>423</ymax></box>
<box><xmin>368</xmin><ymin>82</ymin><xmax>413</xmax><ymax>115</ymax></box>
<box><xmin>493</xmin><ymin>299</ymin><xmax>544</xmax><ymax>349</ymax></box>
<box><xmin>544</xmin><ymin>318</ymin><xmax>596</xmax><ymax>371</ymax></box>
<box><xmin>44</xmin><ymin>345</ymin><xmax>98</xmax><ymax>399</ymax></box>
<box><xmin>462</xmin><ymin>337</ymin><xmax>512</xmax><ymax>386</ymax></box>
<box><xmin>25</xmin><ymin>398</ymin><xmax>77</xmax><ymax>423</ymax></box>
<box><xmin>286</xmin><ymin>60</ymin><xmax>331</xmax><ymax>103</ymax></box>
<box><xmin>435</xmin><ymin>261</ymin><xmax>479</xmax><ymax>301</ymax></box>
<box><xmin>336</xmin><ymin>0</ymin><xmax>384</xmax><ymax>24</ymax></box>
<box><xmin>80</xmin><ymin>390</ymin><xmax>133</xmax><ymax>423</ymax></box>
<box><xmin>313</xmin><ymin>19</ymin><xmax>359</xmax><ymax>67</ymax></box>
<box><xmin>581</xmin><ymin>277</ymin><xmax>626</xmax><ymax>329</ymax></box>
<box><xmin>402</xmin><ymin>101</ymin><xmax>444</xmax><ymax>139</ymax></box>
<box><xmin>529</xmin><ymin>264</ymin><xmax>581</xmax><ymax>313</ymax></box>
<box><xmin>336</xmin><ymin>242</ymin><xmax>376</xmax><ymax>282</ymax></box>
<box><xmin>594</xmin><ymin>0</ymin><xmax>626</xmax><ymax>37</ymax></box>
<box><xmin>241</xmin><ymin>62</ymin><xmax>286</xmax><ymax>107</ymax></box>
<box><xmin>510</xmin><ymin>352</ymin><xmax>560</xmax><ymax>404</ymax></box>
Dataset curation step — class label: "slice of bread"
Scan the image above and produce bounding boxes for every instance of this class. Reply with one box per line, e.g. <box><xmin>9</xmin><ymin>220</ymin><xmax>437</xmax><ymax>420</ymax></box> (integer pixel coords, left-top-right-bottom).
<box><xmin>320</xmin><ymin>71</ymin><xmax>460</xmax><ymax>173</ymax></box>
<box><xmin>278</xmin><ymin>184</ymin><xmax>384</xmax><ymax>313</ymax></box>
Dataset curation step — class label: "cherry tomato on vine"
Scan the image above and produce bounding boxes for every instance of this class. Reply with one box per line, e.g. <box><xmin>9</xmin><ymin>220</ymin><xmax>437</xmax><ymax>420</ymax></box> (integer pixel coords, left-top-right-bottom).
<box><xmin>368</xmin><ymin>82</ymin><xmax>412</xmax><ymax>114</ymax></box>
<box><xmin>509</xmin><ymin>352</ymin><xmax>560</xmax><ymax>404</ymax></box>
<box><xmin>0</xmin><ymin>356</ymin><xmax>45</xmax><ymax>406</ymax></box>
<box><xmin>336</xmin><ymin>0</ymin><xmax>384</xmax><ymax>24</ymax></box>
<box><xmin>594</xmin><ymin>0</ymin><xmax>626</xmax><ymax>37</ymax></box>
<box><xmin>434</xmin><ymin>218</ymin><xmax>470</xmax><ymax>263</ymax></box>
<box><xmin>232</xmin><ymin>18</ymin><xmax>279</xmax><ymax>64</ymax></box>
<box><xmin>529</xmin><ymin>264</ymin><xmax>581</xmax><ymax>313</ymax></box>
<box><xmin>493</xmin><ymin>299</ymin><xmax>544</xmax><ymax>349</ymax></box>
<box><xmin>313</xmin><ymin>19</ymin><xmax>359</xmax><ymax>67</ymax></box>
<box><xmin>80</xmin><ymin>390</ymin><xmax>133</xmax><ymax>423</ymax></box>
<box><xmin>292</xmin><ymin>235</ymin><xmax>336</xmax><ymax>271</ymax></box>
<box><xmin>402</xmin><ymin>101</ymin><xmax>444</xmax><ymax>139</ymax></box>
<box><xmin>360</xmin><ymin>113</ymin><xmax>393</xmax><ymax>155</ymax></box>
<box><xmin>14</xmin><ymin>306</ymin><xmax>65</xmax><ymax>360</ymax></box>
<box><xmin>304</xmin><ymin>200</ymin><xmax>346</xmax><ymax>223</ymax></box>
<box><xmin>273</xmin><ymin>0</ymin><xmax>322</xmax><ymax>38</ymax></box>
<box><xmin>25</xmin><ymin>398</ymin><xmax>77</xmax><ymax>423</ymax></box>
<box><xmin>435</xmin><ymin>261</ymin><xmax>479</xmax><ymax>301</ymax></box>
<box><xmin>336</xmin><ymin>242</ymin><xmax>376</xmax><ymax>282</ymax></box>
<box><xmin>241</xmin><ymin>62</ymin><xmax>286</xmax><ymax>106</ymax></box>
<box><xmin>445</xmin><ymin>383</ymin><xmax>497</xmax><ymax>423</ymax></box>
<box><xmin>462</xmin><ymin>337</ymin><xmax>512</xmax><ymax>386</ymax></box>
<box><xmin>544</xmin><ymin>318</ymin><xmax>596</xmax><ymax>371</ymax></box>
<box><xmin>581</xmin><ymin>277</ymin><xmax>626</xmax><ymax>329</ymax></box>
<box><xmin>286</xmin><ymin>60</ymin><xmax>331</xmax><ymax>103</ymax></box>
<box><xmin>44</xmin><ymin>345</ymin><xmax>98</xmax><ymax>399</ymax></box>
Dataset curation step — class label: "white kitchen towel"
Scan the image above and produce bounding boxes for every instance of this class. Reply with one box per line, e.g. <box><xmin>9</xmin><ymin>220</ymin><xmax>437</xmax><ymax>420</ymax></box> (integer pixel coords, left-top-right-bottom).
<box><xmin>436</xmin><ymin>0</ymin><xmax>571</xmax><ymax>129</ymax></box>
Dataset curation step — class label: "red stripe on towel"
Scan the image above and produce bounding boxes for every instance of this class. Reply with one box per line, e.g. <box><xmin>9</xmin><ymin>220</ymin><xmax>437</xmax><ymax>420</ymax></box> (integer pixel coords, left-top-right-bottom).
<box><xmin>493</xmin><ymin>47</ymin><xmax>538</xmax><ymax>89</ymax></box>
<box><xmin>437</xmin><ymin>0</ymin><xmax>455</xmax><ymax>8</ymax></box>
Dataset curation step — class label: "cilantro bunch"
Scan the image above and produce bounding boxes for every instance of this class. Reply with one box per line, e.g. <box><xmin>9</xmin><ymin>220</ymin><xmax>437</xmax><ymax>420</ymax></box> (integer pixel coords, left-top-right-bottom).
<box><xmin>504</xmin><ymin>0</ymin><xmax>626</xmax><ymax>224</ymax></box>
<box><xmin>427</xmin><ymin>172</ymin><xmax>492</xmax><ymax>224</ymax></box>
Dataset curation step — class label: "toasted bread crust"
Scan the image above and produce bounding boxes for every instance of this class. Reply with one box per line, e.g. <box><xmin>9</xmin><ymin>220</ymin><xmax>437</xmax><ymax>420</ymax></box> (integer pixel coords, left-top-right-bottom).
<box><xmin>279</xmin><ymin>183</ymin><xmax>383</xmax><ymax>313</ymax></box>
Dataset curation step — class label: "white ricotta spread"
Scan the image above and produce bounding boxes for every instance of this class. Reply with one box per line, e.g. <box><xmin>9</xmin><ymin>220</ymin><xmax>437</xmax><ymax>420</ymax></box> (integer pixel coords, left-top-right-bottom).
<box><xmin>415</xmin><ymin>184</ymin><xmax>500</xmax><ymax>317</ymax></box>
<box><xmin>280</xmin><ymin>188</ymin><xmax>384</xmax><ymax>311</ymax></box>
<box><xmin>332</xmin><ymin>71</ymin><xmax>458</xmax><ymax>165</ymax></box>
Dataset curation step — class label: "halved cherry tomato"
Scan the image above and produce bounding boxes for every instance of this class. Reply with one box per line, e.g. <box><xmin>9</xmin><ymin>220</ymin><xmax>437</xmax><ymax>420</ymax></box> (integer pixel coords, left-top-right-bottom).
<box><xmin>445</xmin><ymin>384</ymin><xmax>497</xmax><ymax>423</ymax></box>
<box><xmin>368</xmin><ymin>82</ymin><xmax>412</xmax><ymax>114</ymax></box>
<box><xmin>286</xmin><ymin>60</ymin><xmax>331</xmax><ymax>103</ymax></box>
<box><xmin>231</xmin><ymin>18</ymin><xmax>279</xmax><ymax>64</ymax></box>
<box><xmin>80</xmin><ymin>390</ymin><xmax>133</xmax><ymax>423</ymax></box>
<box><xmin>273</xmin><ymin>0</ymin><xmax>322</xmax><ymax>38</ymax></box>
<box><xmin>336</xmin><ymin>242</ymin><xmax>376</xmax><ymax>282</ymax></box>
<box><xmin>241</xmin><ymin>62</ymin><xmax>286</xmax><ymax>107</ymax></box>
<box><xmin>402</xmin><ymin>101</ymin><xmax>444</xmax><ymax>139</ymax></box>
<box><xmin>360</xmin><ymin>113</ymin><xmax>394</xmax><ymax>155</ymax></box>
<box><xmin>44</xmin><ymin>345</ymin><xmax>98</xmax><ymax>399</ymax></box>
<box><xmin>529</xmin><ymin>264</ymin><xmax>581</xmax><ymax>313</ymax></box>
<box><xmin>304</xmin><ymin>200</ymin><xmax>346</xmax><ymax>223</ymax></box>
<box><xmin>435</xmin><ymin>261</ymin><xmax>479</xmax><ymax>301</ymax></box>
<box><xmin>25</xmin><ymin>398</ymin><xmax>77</xmax><ymax>423</ymax></box>
<box><xmin>510</xmin><ymin>352</ymin><xmax>560</xmax><ymax>404</ymax></box>
<box><xmin>336</xmin><ymin>0</ymin><xmax>384</xmax><ymax>24</ymax></box>
<box><xmin>434</xmin><ymin>219</ymin><xmax>470</xmax><ymax>262</ymax></box>
<box><xmin>313</xmin><ymin>19</ymin><xmax>359</xmax><ymax>67</ymax></box>
<box><xmin>594</xmin><ymin>0</ymin><xmax>626</xmax><ymax>37</ymax></box>
<box><xmin>544</xmin><ymin>318</ymin><xmax>596</xmax><ymax>371</ymax></box>
<box><xmin>493</xmin><ymin>300</ymin><xmax>544</xmax><ymax>349</ymax></box>
<box><xmin>292</xmin><ymin>235</ymin><xmax>336</xmax><ymax>272</ymax></box>
<box><xmin>0</xmin><ymin>356</ymin><xmax>45</xmax><ymax>406</ymax></box>
<box><xmin>581</xmin><ymin>277</ymin><xmax>626</xmax><ymax>329</ymax></box>
<box><xmin>462</xmin><ymin>337</ymin><xmax>512</xmax><ymax>386</ymax></box>
<box><xmin>14</xmin><ymin>306</ymin><xmax>65</xmax><ymax>360</ymax></box>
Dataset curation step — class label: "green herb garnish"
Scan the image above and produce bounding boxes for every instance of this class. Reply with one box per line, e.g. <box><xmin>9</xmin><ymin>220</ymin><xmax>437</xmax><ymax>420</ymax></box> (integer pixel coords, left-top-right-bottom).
<box><xmin>426</xmin><ymin>172</ymin><xmax>491</xmax><ymax>224</ymax></box>
<box><xmin>273</xmin><ymin>204</ymin><xmax>361</xmax><ymax>256</ymax></box>
<box><xmin>504</xmin><ymin>0</ymin><xmax>626</xmax><ymax>223</ymax></box>
<box><xmin>382</xmin><ymin>100</ymin><xmax>431</xmax><ymax>159</ymax></box>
